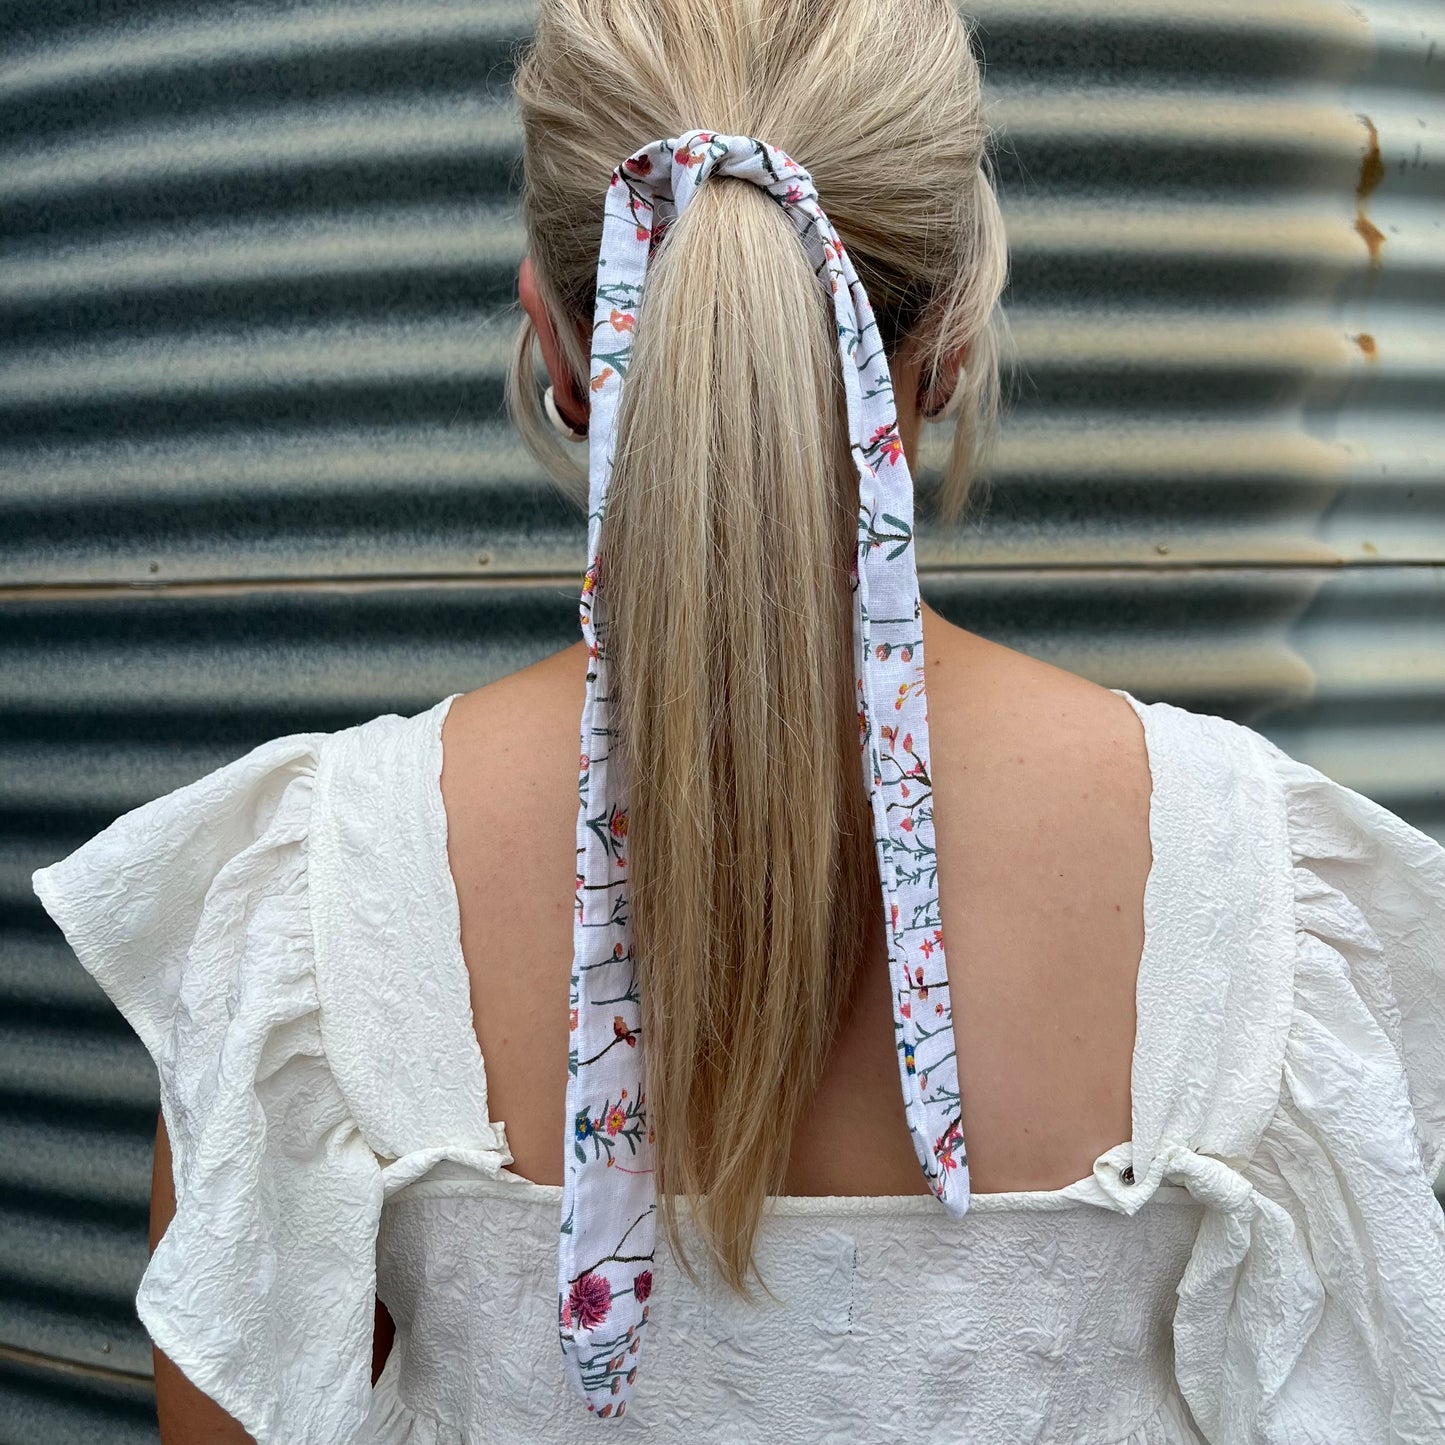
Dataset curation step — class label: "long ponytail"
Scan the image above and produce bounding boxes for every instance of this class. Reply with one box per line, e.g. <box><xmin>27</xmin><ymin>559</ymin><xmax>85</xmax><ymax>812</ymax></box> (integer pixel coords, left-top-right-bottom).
<box><xmin>598</xmin><ymin>178</ymin><xmax>879</xmax><ymax>1291</ymax></box>
<box><xmin>510</xmin><ymin>0</ymin><xmax>1008</xmax><ymax>1295</ymax></box>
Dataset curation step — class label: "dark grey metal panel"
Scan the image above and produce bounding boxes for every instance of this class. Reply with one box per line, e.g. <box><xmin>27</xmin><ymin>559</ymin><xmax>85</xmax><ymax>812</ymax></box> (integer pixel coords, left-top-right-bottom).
<box><xmin>1</xmin><ymin>0</ymin><xmax>1442</xmax><ymax>1437</ymax></box>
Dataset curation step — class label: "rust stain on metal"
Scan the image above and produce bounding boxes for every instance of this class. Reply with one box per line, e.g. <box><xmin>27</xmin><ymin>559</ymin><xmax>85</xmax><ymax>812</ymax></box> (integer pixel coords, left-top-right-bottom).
<box><xmin>1354</xmin><ymin>115</ymin><xmax>1386</xmax><ymax>265</ymax></box>
<box><xmin>1353</xmin><ymin>332</ymin><xmax>1378</xmax><ymax>360</ymax></box>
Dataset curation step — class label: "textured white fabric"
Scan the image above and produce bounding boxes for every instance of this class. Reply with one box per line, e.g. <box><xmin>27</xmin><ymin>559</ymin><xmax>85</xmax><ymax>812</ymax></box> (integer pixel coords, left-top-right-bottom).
<box><xmin>30</xmin><ymin>689</ymin><xmax>1445</xmax><ymax>1444</ymax></box>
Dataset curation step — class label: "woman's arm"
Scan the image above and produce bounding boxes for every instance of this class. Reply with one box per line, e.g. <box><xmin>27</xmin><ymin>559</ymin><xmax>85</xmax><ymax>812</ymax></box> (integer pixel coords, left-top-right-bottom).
<box><xmin>148</xmin><ymin>1114</ymin><xmax>397</xmax><ymax>1443</ymax></box>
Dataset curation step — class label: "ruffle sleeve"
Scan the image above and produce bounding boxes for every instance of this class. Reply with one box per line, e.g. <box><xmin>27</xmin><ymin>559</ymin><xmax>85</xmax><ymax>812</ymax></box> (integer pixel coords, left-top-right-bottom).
<box><xmin>31</xmin><ymin>732</ymin><xmax>386</xmax><ymax>1445</ymax></box>
<box><xmin>1084</xmin><ymin>700</ymin><xmax>1445</xmax><ymax>1443</ymax></box>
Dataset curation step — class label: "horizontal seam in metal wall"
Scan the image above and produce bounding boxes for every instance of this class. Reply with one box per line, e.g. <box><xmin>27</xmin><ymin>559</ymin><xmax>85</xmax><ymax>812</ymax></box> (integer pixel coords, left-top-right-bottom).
<box><xmin>0</xmin><ymin>1339</ymin><xmax>153</xmax><ymax>1388</ymax></box>
<box><xmin>0</xmin><ymin>559</ymin><xmax>1442</xmax><ymax>604</ymax></box>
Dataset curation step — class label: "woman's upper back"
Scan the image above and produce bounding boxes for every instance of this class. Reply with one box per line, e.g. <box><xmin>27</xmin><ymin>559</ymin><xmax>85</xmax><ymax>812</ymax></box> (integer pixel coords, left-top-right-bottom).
<box><xmin>30</xmin><ymin>633</ymin><xmax>1445</xmax><ymax>1442</ymax></box>
<box><xmin>440</xmin><ymin>612</ymin><xmax>1152</xmax><ymax>1199</ymax></box>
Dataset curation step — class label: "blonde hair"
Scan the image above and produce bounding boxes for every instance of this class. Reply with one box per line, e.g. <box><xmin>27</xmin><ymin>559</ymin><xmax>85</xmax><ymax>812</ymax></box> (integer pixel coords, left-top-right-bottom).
<box><xmin>508</xmin><ymin>0</ymin><xmax>1008</xmax><ymax>1298</ymax></box>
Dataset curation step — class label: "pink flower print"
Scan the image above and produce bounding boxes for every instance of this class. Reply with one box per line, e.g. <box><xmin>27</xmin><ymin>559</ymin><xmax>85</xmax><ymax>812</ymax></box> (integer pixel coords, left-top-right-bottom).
<box><xmin>623</xmin><ymin>154</ymin><xmax>652</xmax><ymax>176</ymax></box>
<box><xmin>580</xmin><ymin>752</ymin><xmax>590</xmax><ymax>770</ymax></box>
<box><xmin>890</xmin><ymin>902</ymin><xmax>900</xmax><ymax>929</ymax></box>
<box><xmin>613</xmin><ymin>1016</ymin><xmax>637</xmax><ymax>1048</ymax></box>
<box><xmin>902</xmin><ymin>732</ymin><xmax>913</xmax><ymax>753</ymax></box>
<box><xmin>901</xmin><ymin>645</ymin><xmax>913</xmax><ymax>661</ymax></box>
<box><xmin>569</xmin><ymin>1006</ymin><xmax>579</xmax><ymax>1031</ymax></box>
<box><xmin>869</xmin><ymin>423</ymin><xmax>904</xmax><ymax>466</ymax></box>
<box><xmin>784</xmin><ymin>183</ymin><xmax>804</xmax><ymax>204</ymax></box>
<box><xmin>899</xmin><ymin>816</ymin><xmax>913</xmax><ymax>831</ymax></box>
<box><xmin>610</xmin><ymin>308</ymin><xmax>636</xmax><ymax>332</ymax></box>
<box><xmin>936</xmin><ymin>1003</ymin><xmax>945</xmax><ymax>1016</ymax></box>
<box><xmin>880</xmin><ymin>724</ymin><xmax>896</xmax><ymax>747</ymax></box>
<box><xmin>606</xmin><ymin>1105</ymin><xmax>626</xmax><ymax>1136</ymax></box>
<box><xmin>633</xmin><ymin>1269</ymin><xmax>653</xmax><ymax>1303</ymax></box>
<box><xmin>915</xmin><ymin>967</ymin><xmax>925</xmax><ymax>986</ymax></box>
<box><xmin>920</xmin><ymin>935</ymin><xmax>934</xmax><ymax>958</ymax></box>
<box><xmin>561</xmin><ymin>1298</ymin><xmax>572</xmax><ymax>1329</ymax></box>
<box><xmin>900</xmin><ymin>782</ymin><xmax>909</xmax><ymax>798</ymax></box>
<box><xmin>900</xmin><ymin>1001</ymin><xmax>911</xmax><ymax>1019</ymax></box>
<box><xmin>636</xmin><ymin>226</ymin><xmax>648</xmax><ymax>241</ymax></box>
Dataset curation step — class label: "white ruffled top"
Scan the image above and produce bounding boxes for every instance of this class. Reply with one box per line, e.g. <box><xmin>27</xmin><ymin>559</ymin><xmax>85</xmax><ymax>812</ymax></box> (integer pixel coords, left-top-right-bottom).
<box><xmin>30</xmin><ymin>691</ymin><xmax>1445</xmax><ymax>1444</ymax></box>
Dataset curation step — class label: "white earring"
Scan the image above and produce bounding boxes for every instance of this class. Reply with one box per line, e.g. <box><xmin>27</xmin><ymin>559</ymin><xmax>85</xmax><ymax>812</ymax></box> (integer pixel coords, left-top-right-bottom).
<box><xmin>544</xmin><ymin>384</ymin><xmax>588</xmax><ymax>443</ymax></box>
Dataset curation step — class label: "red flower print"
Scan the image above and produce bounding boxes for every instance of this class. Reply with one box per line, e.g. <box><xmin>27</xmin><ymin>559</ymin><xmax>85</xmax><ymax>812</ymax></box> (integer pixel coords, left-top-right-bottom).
<box><xmin>915</xmin><ymin>967</ymin><xmax>925</xmax><ymax>986</ymax></box>
<box><xmin>900</xmin><ymin>783</ymin><xmax>910</xmax><ymax>798</ymax></box>
<box><xmin>566</xmin><ymin>1277</ymin><xmax>612</xmax><ymax>1329</ymax></box>
<box><xmin>636</xmin><ymin>227</ymin><xmax>648</xmax><ymax>241</ymax></box>
<box><xmin>613</xmin><ymin>1016</ymin><xmax>637</xmax><ymax>1047</ymax></box>
<box><xmin>784</xmin><ymin>183</ymin><xmax>804</xmax><ymax>205</ymax></box>
<box><xmin>580</xmin><ymin>753</ymin><xmax>589</xmax><ymax>770</ymax></box>
<box><xmin>936</xmin><ymin>1003</ymin><xmax>945</xmax><ymax>1016</ymax></box>
<box><xmin>890</xmin><ymin>902</ymin><xmax>899</xmax><ymax>928</ymax></box>
<box><xmin>624</xmin><ymin>154</ymin><xmax>652</xmax><ymax>176</ymax></box>
<box><xmin>561</xmin><ymin>1299</ymin><xmax>572</xmax><ymax>1328</ymax></box>
<box><xmin>633</xmin><ymin>1269</ymin><xmax>653</xmax><ymax>1303</ymax></box>
<box><xmin>902</xmin><ymin>732</ymin><xmax>913</xmax><ymax>753</ymax></box>
<box><xmin>900</xmin><ymin>1001</ymin><xmax>911</xmax><ymax>1019</ymax></box>
<box><xmin>606</xmin><ymin>1105</ymin><xmax>626</xmax><ymax>1136</ymax></box>
<box><xmin>610</xmin><ymin>809</ymin><xmax>628</xmax><ymax>839</ymax></box>
<box><xmin>868</xmin><ymin>423</ymin><xmax>904</xmax><ymax>466</ymax></box>
<box><xmin>591</xmin><ymin>366</ymin><xmax>614</xmax><ymax>393</ymax></box>
<box><xmin>920</xmin><ymin>936</ymin><xmax>934</xmax><ymax>958</ymax></box>
<box><xmin>901</xmin><ymin>646</ymin><xmax>913</xmax><ymax>661</ymax></box>
<box><xmin>875</xmin><ymin>644</ymin><xmax>888</xmax><ymax>661</ymax></box>
<box><xmin>900</xmin><ymin>816</ymin><xmax>913</xmax><ymax>832</ymax></box>
<box><xmin>569</xmin><ymin>1007</ymin><xmax>579</xmax><ymax>1030</ymax></box>
<box><xmin>610</xmin><ymin>308</ymin><xmax>636</xmax><ymax>332</ymax></box>
<box><xmin>881</xmin><ymin>724</ymin><xmax>896</xmax><ymax>746</ymax></box>
<box><xmin>918</xmin><ymin>984</ymin><xmax>929</xmax><ymax>1000</ymax></box>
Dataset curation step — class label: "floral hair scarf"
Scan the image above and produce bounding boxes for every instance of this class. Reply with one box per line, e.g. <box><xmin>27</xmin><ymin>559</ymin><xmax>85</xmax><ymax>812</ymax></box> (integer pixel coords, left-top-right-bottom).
<box><xmin>563</xmin><ymin>129</ymin><xmax>969</xmax><ymax>1418</ymax></box>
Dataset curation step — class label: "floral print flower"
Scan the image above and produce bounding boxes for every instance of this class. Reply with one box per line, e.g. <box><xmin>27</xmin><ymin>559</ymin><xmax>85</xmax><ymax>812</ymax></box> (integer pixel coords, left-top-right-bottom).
<box><xmin>568</xmin><ymin>1273</ymin><xmax>612</xmax><ymax>1330</ymax></box>
<box><xmin>633</xmin><ymin>1270</ymin><xmax>652</xmax><ymax>1303</ymax></box>
<box><xmin>868</xmin><ymin>422</ymin><xmax>905</xmax><ymax>465</ymax></box>
<box><xmin>606</xmin><ymin>1106</ymin><xmax>626</xmax><ymax>1136</ymax></box>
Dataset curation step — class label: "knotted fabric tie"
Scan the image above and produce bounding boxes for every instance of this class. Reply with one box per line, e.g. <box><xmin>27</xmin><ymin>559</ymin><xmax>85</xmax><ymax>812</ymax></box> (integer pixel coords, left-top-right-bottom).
<box><xmin>562</xmin><ymin>129</ymin><xmax>969</xmax><ymax>1419</ymax></box>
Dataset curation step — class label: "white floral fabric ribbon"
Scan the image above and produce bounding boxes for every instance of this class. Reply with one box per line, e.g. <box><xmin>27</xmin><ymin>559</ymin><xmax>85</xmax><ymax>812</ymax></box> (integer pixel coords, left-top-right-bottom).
<box><xmin>562</xmin><ymin>129</ymin><xmax>969</xmax><ymax>1419</ymax></box>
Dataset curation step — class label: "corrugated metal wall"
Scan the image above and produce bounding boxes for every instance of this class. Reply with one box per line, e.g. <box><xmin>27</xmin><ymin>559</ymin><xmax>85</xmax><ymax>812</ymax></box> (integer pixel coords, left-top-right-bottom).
<box><xmin>2</xmin><ymin>1</ymin><xmax>1441</xmax><ymax>1437</ymax></box>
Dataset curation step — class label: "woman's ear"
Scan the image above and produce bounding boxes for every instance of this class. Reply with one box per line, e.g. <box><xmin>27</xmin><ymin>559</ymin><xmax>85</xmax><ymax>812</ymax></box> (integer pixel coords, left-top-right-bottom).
<box><xmin>519</xmin><ymin>257</ymin><xmax>590</xmax><ymax>431</ymax></box>
<box><xmin>920</xmin><ymin>341</ymin><xmax>970</xmax><ymax>419</ymax></box>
